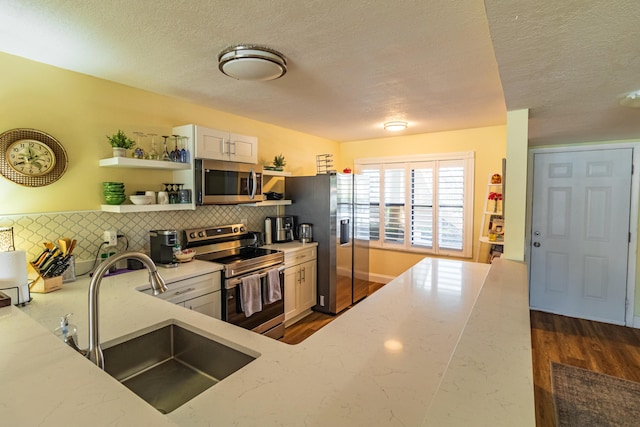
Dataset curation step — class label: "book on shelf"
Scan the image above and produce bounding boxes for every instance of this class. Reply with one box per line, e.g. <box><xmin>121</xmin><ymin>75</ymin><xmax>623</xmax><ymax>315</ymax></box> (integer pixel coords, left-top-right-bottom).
<box><xmin>488</xmin><ymin>215</ymin><xmax>504</xmax><ymax>232</ymax></box>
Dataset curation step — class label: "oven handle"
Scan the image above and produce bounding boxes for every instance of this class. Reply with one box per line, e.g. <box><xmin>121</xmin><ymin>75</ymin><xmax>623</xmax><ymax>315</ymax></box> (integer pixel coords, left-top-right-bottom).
<box><xmin>226</xmin><ymin>265</ymin><xmax>285</xmax><ymax>288</ymax></box>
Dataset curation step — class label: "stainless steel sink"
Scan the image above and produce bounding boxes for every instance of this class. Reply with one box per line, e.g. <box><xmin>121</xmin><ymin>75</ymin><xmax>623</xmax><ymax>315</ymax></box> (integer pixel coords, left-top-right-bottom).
<box><xmin>103</xmin><ymin>323</ymin><xmax>257</xmax><ymax>414</ymax></box>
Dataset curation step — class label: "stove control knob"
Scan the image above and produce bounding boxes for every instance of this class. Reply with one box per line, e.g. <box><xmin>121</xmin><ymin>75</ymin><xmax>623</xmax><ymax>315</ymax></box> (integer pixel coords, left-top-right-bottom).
<box><xmin>233</xmin><ymin>227</ymin><xmax>238</xmax><ymax>233</ymax></box>
<box><xmin>189</xmin><ymin>232</ymin><xmax>196</xmax><ymax>239</ymax></box>
<box><xmin>240</xmin><ymin>226</ymin><xmax>246</xmax><ymax>232</ymax></box>
<box><xmin>198</xmin><ymin>231</ymin><xmax>205</xmax><ymax>237</ymax></box>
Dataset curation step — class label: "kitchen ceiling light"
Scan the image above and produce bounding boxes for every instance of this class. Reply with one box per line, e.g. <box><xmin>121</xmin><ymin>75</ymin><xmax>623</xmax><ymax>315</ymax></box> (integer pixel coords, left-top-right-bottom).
<box><xmin>218</xmin><ymin>45</ymin><xmax>287</xmax><ymax>81</ymax></box>
<box><xmin>384</xmin><ymin>121</ymin><xmax>408</xmax><ymax>132</ymax></box>
<box><xmin>619</xmin><ymin>89</ymin><xmax>640</xmax><ymax>108</ymax></box>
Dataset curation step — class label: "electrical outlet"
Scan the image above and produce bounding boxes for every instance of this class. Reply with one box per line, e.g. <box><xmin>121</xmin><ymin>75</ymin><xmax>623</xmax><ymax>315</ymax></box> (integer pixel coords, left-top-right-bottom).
<box><xmin>320</xmin><ymin>295</ymin><xmax>325</xmax><ymax>306</ymax></box>
<box><xmin>240</xmin><ymin>218</ymin><xmax>248</xmax><ymax>225</ymax></box>
<box><xmin>103</xmin><ymin>230</ymin><xmax>118</xmax><ymax>247</ymax></box>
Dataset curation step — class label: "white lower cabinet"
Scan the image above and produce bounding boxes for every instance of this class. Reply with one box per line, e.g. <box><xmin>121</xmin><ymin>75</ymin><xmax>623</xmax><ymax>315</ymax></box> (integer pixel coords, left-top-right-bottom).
<box><xmin>143</xmin><ymin>272</ymin><xmax>222</xmax><ymax>320</ymax></box>
<box><xmin>181</xmin><ymin>292</ymin><xmax>221</xmax><ymax>319</ymax></box>
<box><xmin>284</xmin><ymin>247</ymin><xmax>317</xmax><ymax>327</ymax></box>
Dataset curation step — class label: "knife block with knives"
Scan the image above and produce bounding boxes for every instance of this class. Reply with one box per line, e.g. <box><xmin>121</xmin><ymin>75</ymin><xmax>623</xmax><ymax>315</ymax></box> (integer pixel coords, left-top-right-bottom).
<box><xmin>28</xmin><ymin>239</ymin><xmax>76</xmax><ymax>293</ymax></box>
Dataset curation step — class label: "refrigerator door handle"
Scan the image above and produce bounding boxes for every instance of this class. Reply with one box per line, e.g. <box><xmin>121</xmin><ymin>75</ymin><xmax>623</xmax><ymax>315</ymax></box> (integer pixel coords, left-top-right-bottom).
<box><xmin>340</xmin><ymin>218</ymin><xmax>350</xmax><ymax>245</ymax></box>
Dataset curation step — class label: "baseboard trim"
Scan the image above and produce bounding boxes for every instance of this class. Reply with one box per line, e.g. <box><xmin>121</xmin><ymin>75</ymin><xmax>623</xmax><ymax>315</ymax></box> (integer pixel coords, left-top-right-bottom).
<box><xmin>335</xmin><ymin>267</ymin><xmax>395</xmax><ymax>285</ymax></box>
<box><xmin>368</xmin><ymin>272</ymin><xmax>395</xmax><ymax>284</ymax></box>
<box><xmin>633</xmin><ymin>316</ymin><xmax>640</xmax><ymax>329</ymax></box>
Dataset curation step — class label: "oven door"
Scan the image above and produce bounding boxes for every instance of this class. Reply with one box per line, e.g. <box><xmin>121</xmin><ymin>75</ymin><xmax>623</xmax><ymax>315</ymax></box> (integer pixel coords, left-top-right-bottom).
<box><xmin>223</xmin><ymin>266</ymin><xmax>285</xmax><ymax>336</ymax></box>
<box><xmin>195</xmin><ymin>159</ymin><xmax>264</xmax><ymax>205</ymax></box>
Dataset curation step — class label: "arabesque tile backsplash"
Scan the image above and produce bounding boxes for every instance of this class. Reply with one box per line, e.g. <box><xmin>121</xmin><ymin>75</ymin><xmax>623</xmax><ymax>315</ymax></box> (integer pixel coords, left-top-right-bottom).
<box><xmin>0</xmin><ymin>205</ymin><xmax>277</xmax><ymax>274</ymax></box>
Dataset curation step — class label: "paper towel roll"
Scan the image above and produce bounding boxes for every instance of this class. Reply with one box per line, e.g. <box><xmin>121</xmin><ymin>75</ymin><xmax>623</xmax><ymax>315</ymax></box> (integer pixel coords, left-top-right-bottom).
<box><xmin>0</xmin><ymin>251</ymin><xmax>29</xmax><ymax>305</ymax></box>
<box><xmin>265</xmin><ymin>218</ymin><xmax>272</xmax><ymax>245</ymax></box>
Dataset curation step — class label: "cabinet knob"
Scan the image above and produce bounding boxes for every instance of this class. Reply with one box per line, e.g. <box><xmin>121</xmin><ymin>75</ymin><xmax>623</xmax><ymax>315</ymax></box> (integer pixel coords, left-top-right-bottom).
<box><xmin>533</xmin><ymin>242</ymin><xmax>541</xmax><ymax>247</ymax></box>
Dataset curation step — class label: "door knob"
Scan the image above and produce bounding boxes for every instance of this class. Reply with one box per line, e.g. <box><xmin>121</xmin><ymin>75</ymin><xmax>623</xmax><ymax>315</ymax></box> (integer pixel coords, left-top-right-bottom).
<box><xmin>533</xmin><ymin>242</ymin><xmax>541</xmax><ymax>247</ymax></box>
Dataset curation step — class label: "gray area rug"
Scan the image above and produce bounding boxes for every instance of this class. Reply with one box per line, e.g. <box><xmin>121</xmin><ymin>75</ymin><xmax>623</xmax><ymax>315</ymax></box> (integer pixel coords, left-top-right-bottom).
<box><xmin>551</xmin><ymin>362</ymin><xmax>640</xmax><ymax>427</ymax></box>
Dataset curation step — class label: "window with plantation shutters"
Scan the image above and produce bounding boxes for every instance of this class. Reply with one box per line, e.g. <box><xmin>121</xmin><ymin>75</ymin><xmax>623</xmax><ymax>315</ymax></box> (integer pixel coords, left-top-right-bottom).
<box><xmin>360</xmin><ymin>169</ymin><xmax>380</xmax><ymax>240</ymax></box>
<box><xmin>356</xmin><ymin>152</ymin><xmax>474</xmax><ymax>257</ymax></box>
<box><xmin>384</xmin><ymin>166</ymin><xmax>405</xmax><ymax>244</ymax></box>
<box><xmin>411</xmin><ymin>164</ymin><xmax>433</xmax><ymax>248</ymax></box>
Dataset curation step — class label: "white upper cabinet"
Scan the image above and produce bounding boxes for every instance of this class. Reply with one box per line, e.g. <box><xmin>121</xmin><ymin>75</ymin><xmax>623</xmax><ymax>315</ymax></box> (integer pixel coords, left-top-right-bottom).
<box><xmin>227</xmin><ymin>133</ymin><xmax>258</xmax><ymax>164</ymax></box>
<box><xmin>173</xmin><ymin>124</ymin><xmax>257</xmax><ymax>164</ymax></box>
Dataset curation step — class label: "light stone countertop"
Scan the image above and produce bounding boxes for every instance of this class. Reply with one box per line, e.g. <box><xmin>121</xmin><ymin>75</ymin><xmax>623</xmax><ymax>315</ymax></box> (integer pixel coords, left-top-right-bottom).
<box><xmin>262</xmin><ymin>240</ymin><xmax>318</xmax><ymax>252</ymax></box>
<box><xmin>1</xmin><ymin>257</ymin><xmax>534</xmax><ymax>426</ymax></box>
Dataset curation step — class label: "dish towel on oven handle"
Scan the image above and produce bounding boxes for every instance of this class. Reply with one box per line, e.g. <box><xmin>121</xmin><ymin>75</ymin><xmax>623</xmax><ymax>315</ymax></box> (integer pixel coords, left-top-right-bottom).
<box><xmin>240</xmin><ymin>273</ymin><xmax>262</xmax><ymax>317</ymax></box>
<box><xmin>265</xmin><ymin>268</ymin><xmax>282</xmax><ymax>303</ymax></box>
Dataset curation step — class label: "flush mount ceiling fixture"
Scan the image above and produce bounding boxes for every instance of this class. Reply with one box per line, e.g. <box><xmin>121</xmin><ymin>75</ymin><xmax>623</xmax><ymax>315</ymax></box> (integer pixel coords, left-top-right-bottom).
<box><xmin>619</xmin><ymin>89</ymin><xmax>640</xmax><ymax>108</ymax></box>
<box><xmin>217</xmin><ymin>45</ymin><xmax>287</xmax><ymax>81</ymax></box>
<box><xmin>384</xmin><ymin>121</ymin><xmax>408</xmax><ymax>132</ymax></box>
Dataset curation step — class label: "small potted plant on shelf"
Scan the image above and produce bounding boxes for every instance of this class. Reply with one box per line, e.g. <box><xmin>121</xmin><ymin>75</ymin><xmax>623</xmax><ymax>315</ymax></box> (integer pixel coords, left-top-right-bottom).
<box><xmin>273</xmin><ymin>153</ymin><xmax>286</xmax><ymax>171</ymax></box>
<box><xmin>106</xmin><ymin>130</ymin><xmax>136</xmax><ymax>157</ymax></box>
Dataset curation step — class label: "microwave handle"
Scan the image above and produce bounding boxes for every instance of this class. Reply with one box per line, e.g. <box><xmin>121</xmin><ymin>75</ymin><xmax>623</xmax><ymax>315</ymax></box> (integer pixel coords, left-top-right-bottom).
<box><xmin>248</xmin><ymin>168</ymin><xmax>257</xmax><ymax>199</ymax></box>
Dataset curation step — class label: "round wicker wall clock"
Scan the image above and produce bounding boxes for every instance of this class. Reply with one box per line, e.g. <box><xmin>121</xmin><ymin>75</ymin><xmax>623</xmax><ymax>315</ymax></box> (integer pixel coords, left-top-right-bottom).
<box><xmin>0</xmin><ymin>128</ymin><xmax>68</xmax><ymax>187</ymax></box>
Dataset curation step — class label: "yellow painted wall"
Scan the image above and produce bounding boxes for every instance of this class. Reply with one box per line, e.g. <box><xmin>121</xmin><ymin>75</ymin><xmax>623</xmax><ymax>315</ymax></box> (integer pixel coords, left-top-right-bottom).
<box><xmin>340</xmin><ymin>125</ymin><xmax>507</xmax><ymax>278</ymax></box>
<box><xmin>0</xmin><ymin>52</ymin><xmax>338</xmax><ymax>215</ymax></box>
<box><xmin>503</xmin><ymin>109</ymin><xmax>529</xmax><ymax>261</ymax></box>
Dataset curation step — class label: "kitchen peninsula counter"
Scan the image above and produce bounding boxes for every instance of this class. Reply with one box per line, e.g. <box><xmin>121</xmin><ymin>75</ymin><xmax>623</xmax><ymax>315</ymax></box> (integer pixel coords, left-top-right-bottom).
<box><xmin>1</xmin><ymin>257</ymin><xmax>534</xmax><ymax>426</ymax></box>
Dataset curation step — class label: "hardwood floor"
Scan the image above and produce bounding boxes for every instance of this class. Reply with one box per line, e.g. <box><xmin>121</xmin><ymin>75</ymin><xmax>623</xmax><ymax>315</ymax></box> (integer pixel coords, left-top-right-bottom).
<box><xmin>530</xmin><ymin>310</ymin><xmax>640</xmax><ymax>426</ymax></box>
<box><xmin>280</xmin><ymin>280</ymin><xmax>385</xmax><ymax>345</ymax></box>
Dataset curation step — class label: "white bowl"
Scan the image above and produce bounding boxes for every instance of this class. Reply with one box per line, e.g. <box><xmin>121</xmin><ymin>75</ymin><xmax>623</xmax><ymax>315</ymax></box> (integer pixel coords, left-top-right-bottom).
<box><xmin>129</xmin><ymin>195</ymin><xmax>153</xmax><ymax>205</ymax></box>
<box><xmin>174</xmin><ymin>249</ymin><xmax>196</xmax><ymax>262</ymax></box>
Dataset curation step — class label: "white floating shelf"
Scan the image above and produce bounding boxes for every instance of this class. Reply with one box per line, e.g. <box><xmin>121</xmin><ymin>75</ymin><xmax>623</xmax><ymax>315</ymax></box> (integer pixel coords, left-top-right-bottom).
<box><xmin>99</xmin><ymin>157</ymin><xmax>190</xmax><ymax>170</ymax></box>
<box><xmin>262</xmin><ymin>170</ymin><xmax>291</xmax><ymax>176</ymax></box>
<box><xmin>246</xmin><ymin>200</ymin><xmax>292</xmax><ymax>206</ymax></box>
<box><xmin>101</xmin><ymin>203</ymin><xmax>195</xmax><ymax>213</ymax></box>
<box><xmin>479</xmin><ymin>237</ymin><xmax>504</xmax><ymax>245</ymax></box>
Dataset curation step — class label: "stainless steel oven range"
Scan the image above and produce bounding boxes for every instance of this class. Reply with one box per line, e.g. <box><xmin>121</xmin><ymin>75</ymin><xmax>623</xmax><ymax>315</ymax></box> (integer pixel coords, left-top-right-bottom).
<box><xmin>183</xmin><ymin>224</ymin><xmax>285</xmax><ymax>339</ymax></box>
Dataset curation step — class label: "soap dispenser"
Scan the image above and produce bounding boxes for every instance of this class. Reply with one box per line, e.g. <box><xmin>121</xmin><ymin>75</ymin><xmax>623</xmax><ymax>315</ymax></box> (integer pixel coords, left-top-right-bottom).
<box><xmin>54</xmin><ymin>313</ymin><xmax>78</xmax><ymax>343</ymax></box>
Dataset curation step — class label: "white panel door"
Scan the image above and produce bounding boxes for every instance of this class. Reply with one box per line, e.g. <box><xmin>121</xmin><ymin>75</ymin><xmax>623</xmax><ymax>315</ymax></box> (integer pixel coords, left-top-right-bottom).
<box><xmin>530</xmin><ymin>148</ymin><xmax>632</xmax><ymax>324</ymax></box>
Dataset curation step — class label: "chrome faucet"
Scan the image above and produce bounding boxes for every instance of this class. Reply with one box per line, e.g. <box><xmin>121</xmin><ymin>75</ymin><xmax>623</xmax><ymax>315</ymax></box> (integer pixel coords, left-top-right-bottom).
<box><xmin>64</xmin><ymin>252</ymin><xmax>167</xmax><ymax>369</ymax></box>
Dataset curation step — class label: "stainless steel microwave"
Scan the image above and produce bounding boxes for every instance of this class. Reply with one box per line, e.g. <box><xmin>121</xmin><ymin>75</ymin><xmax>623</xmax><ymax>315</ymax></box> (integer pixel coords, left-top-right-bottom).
<box><xmin>195</xmin><ymin>159</ymin><xmax>264</xmax><ymax>205</ymax></box>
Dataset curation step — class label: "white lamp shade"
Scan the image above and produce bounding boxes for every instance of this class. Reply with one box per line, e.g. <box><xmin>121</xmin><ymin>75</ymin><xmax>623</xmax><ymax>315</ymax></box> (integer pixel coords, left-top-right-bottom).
<box><xmin>218</xmin><ymin>46</ymin><xmax>287</xmax><ymax>81</ymax></box>
<box><xmin>384</xmin><ymin>121</ymin><xmax>408</xmax><ymax>131</ymax></box>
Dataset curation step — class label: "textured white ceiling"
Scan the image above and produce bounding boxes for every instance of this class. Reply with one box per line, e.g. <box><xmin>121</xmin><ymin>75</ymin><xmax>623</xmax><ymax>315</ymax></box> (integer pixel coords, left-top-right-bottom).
<box><xmin>0</xmin><ymin>0</ymin><xmax>638</xmax><ymax>145</ymax></box>
<box><xmin>485</xmin><ymin>0</ymin><xmax>640</xmax><ymax>145</ymax></box>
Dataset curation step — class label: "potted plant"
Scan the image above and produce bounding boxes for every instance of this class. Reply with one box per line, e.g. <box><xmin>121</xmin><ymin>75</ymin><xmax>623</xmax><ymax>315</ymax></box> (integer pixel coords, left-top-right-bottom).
<box><xmin>106</xmin><ymin>130</ymin><xmax>136</xmax><ymax>157</ymax></box>
<box><xmin>273</xmin><ymin>154</ymin><xmax>286</xmax><ymax>171</ymax></box>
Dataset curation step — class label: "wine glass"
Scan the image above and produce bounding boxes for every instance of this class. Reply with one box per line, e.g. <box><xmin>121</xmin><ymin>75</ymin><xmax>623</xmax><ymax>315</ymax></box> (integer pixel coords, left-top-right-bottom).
<box><xmin>146</xmin><ymin>133</ymin><xmax>159</xmax><ymax>160</ymax></box>
<box><xmin>180</xmin><ymin>136</ymin><xmax>190</xmax><ymax>163</ymax></box>
<box><xmin>161</xmin><ymin>135</ymin><xmax>171</xmax><ymax>161</ymax></box>
<box><xmin>132</xmin><ymin>132</ymin><xmax>146</xmax><ymax>159</ymax></box>
<box><xmin>171</xmin><ymin>135</ymin><xmax>181</xmax><ymax>162</ymax></box>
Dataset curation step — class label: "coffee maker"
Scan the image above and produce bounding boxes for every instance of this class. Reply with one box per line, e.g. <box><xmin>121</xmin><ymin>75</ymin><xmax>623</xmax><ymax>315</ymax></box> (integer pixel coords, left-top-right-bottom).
<box><xmin>149</xmin><ymin>230</ymin><xmax>178</xmax><ymax>267</ymax></box>
<box><xmin>268</xmin><ymin>216</ymin><xmax>294</xmax><ymax>243</ymax></box>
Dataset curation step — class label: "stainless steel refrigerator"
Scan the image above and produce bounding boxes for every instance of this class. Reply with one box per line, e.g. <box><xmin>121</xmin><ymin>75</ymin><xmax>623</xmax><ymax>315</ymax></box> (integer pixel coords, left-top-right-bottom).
<box><xmin>285</xmin><ymin>173</ymin><xmax>370</xmax><ymax>315</ymax></box>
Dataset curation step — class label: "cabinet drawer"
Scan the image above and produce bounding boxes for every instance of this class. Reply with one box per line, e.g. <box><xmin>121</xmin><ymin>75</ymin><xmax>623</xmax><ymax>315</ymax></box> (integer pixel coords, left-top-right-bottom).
<box><xmin>284</xmin><ymin>247</ymin><xmax>317</xmax><ymax>267</ymax></box>
<box><xmin>143</xmin><ymin>272</ymin><xmax>221</xmax><ymax>304</ymax></box>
